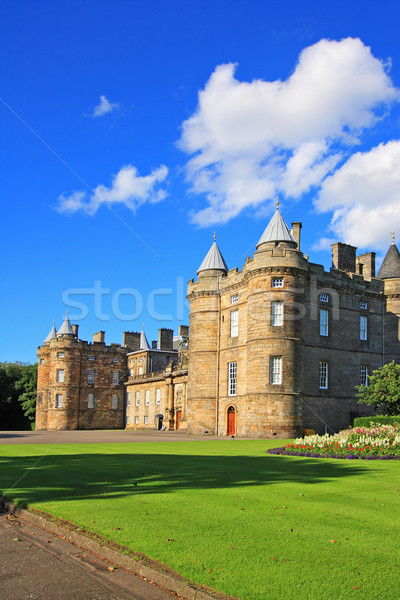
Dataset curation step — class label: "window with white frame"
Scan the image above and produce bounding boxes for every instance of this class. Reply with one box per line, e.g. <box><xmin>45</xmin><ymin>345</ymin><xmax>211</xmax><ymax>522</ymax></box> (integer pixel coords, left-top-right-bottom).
<box><xmin>87</xmin><ymin>369</ymin><xmax>95</xmax><ymax>384</ymax></box>
<box><xmin>135</xmin><ymin>416</ymin><xmax>139</xmax><ymax>424</ymax></box>
<box><xmin>272</xmin><ymin>278</ymin><xmax>284</xmax><ymax>288</ymax></box>
<box><xmin>360</xmin><ymin>301</ymin><xmax>368</xmax><ymax>310</ymax></box>
<box><xmin>320</xmin><ymin>293</ymin><xmax>329</xmax><ymax>303</ymax></box>
<box><xmin>55</xmin><ymin>394</ymin><xmax>63</xmax><ymax>408</ymax></box>
<box><xmin>40</xmin><ymin>358</ymin><xmax>45</xmax><ymax>365</ymax></box>
<box><xmin>126</xmin><ymin>416</ymin><xmax>130</xmax><ymax>425</ymax></box>
<box><xmin>57</xmin><ymin>352</ymin><xmax>65</xmax><ymax>358</ymax></box>
<box><xmin>127</xmin><ymin>392</ymin><xmax>131</xmax><ymax>407</ymax></box>
<box><xmin>145</xmin><ymin>390</ymin><xmax>150</xmax><ymax>405</ymax></box>
<box><xmin>156</xmin><ymin>388</ymin><xmax>161</xmax><ymax>405</ymax></box>
<box><xmin>88</xmin><ymin>393</ymin><xmax>94</xmax><ymax>409</ymax></box>
<box><xmin>319</xmin><ymin>361</ymin><xmax>328</xmax><ymax>389</ymax></box>
<box><xmin>138</xmin><ymin>366</ymin><xmax>143</xmax><ymax>375</ymax></box>
<box><xmin>88</xmin><ymin>355</ymin><xmax>95</xmax><ymax>362</ymax></box>
<box><xmin>360</xmin><ymin>315</ymin><xmax>367</xmax><ymax>340</ymax></box>
<box><xmin>360</xmin><ymin>365</ymin><xmax>368</xmax><ymax>387</ymax></box>
<box><xmin>228</xmin><ymin>362</ymin><xmax>237</xmax><ymax>396</ymax></box>
<box><xmin>144</xmin><ymin>415</ymin><xmax>149</xmax><ymax>424</ymax></box>
<box><xmin>320</xmin><ymin>309</ymin><xmax>329</xmax><ymax>336</ymax></box>
<box><xmin>112</xmin><ymin>371</ymin><xmax>119</xmax><ymax>384</ymax></box>
<box><xmin>231</xmin><ymin>294</ymin><xmax>239</xmax><ymax>304</ymax></box>
<box><xmin>56</xmin><ymin>369</ymin><xmax>64</xmax><ymax>382</ymax></box>
<box><xmin>112</xmin><ymin>394</ymin><xmax>118</xmax><ymax>410</ymax></box>
<box><xmin>113</xmin><ymin>357</ymin><xmax>119</xmax><ymax>363</ymax></box>
<box><xmin>230</xmin><ymin>310</ymin><xmax>239</xmax><ymax>337</ymax></box>
<box><xmin>129</xmin><ymin>368</ymin><xmax>133</xmax><ymax>377</ymax></box>
<box><xmin>135</xmin><ymin>391</ymin><xmax>140</xmax><ymax>406</ymax></box>
<box><xmin>270</xmin><ymin>357</ymin><xmax>282</xmax><ymax>385</ymax></box>
<box><xmin>271</xmin><ymin>301</ymin><xmax>283</xmax><ymax>326</ymax></box>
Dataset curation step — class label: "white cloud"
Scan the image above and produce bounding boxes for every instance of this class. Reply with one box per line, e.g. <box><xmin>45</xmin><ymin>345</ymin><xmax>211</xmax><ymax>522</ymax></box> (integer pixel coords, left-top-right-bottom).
<box><xmin>178</xmin><ymin>38</ymin><xmax>397</xmax><ymax>226</ymax></box>
<box><xmin>315</xmin><ymin>140</ymin><xmax>400</xmax><ymax>250</ymax></box>
<box><xmin>92</xmin><ymin>95</ymin><xmax>120</xmax><ymax>117</ymax></box>
<box><xmin>57</xmin><ymin>164</ymin><xmax>169</xmax><ymax>215</ymax></box>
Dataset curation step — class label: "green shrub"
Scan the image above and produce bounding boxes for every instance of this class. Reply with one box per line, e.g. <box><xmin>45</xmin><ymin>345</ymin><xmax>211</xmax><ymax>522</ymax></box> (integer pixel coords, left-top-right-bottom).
<box><xmin>353</xmin><ymin>415</ymin><xmax>400</xmax><ymax>427</ymax></box>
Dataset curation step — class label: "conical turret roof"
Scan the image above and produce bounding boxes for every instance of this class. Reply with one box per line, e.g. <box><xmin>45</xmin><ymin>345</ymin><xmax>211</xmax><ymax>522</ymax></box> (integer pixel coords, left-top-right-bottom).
<box><xmin>57</xmin><ymin>312</ymin><xmax>74</xmax><ymax>336</ymax></box>
<box><xmin>140</xmin><ymin>326</ymin><xmax>150</xmax><ymax>350</ymax></box>
<box><xmin>44</xmin><ymin>321</ymin><xmax>57</xmax><ymax>343</ymax></box>
<box><xmin>377</xmin><ymin>241</ymin><xmax>400</xmax><ymax>279</ymax></box>
<box><xmin>256</xmin><ymin>202</ymin><xmax>296</xmax><ymax>249</ymax></box>
<box><xmin>197</xmin><ymin>236</ymin><xmax>228</xmax><ymax>275</ymax></box>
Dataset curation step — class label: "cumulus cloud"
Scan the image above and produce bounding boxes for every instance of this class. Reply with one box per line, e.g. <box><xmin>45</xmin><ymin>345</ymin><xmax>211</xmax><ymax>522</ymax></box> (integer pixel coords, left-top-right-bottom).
<box><xmin>92</xmin><ymin>95</ymin><xmax>120</xmax><ymax>117</ymax></box>
<box><xmin>57</xmin><ymin>164</ymin><xmax>169</xmax><ymax>215</ymax></box>
<box><xmin>315</xmin><ymin>141</ymin><xmax>400</xmax><ymax>250</ymax></box>
<box><xmin>178</xmin><ymin>37</ymin><xmax>397</xmax><ymax>226</ymax></box>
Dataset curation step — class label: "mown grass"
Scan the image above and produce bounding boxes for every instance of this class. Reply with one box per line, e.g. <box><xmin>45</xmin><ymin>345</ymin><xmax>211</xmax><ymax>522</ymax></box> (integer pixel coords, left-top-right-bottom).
<box><xmin>0</xmin><ymin>440</ymin><xmax>399</xmax><ymax>600</ymax></box>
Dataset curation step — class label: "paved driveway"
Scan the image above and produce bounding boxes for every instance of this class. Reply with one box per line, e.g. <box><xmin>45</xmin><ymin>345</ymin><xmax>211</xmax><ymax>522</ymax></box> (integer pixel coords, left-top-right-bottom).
<box><xmin>0</xmin><ymin>429</ymin><xmax>222</xmax><ymax>445</ymax></box>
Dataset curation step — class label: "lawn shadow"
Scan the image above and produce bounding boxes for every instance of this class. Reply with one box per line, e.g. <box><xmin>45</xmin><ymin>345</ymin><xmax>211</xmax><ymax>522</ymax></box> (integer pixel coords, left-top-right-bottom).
<box><xmin>0</xmin><ymin>451</ymin><xmax>370</xmax><ymax>506</ymax></box>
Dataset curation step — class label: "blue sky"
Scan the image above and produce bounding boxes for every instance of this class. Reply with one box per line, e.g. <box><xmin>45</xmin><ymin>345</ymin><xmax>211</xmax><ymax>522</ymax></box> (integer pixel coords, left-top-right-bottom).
<box><xmin>1</xmin><ymin>0</ymin><xmax>400</xmax><ymax>363</ymax></box>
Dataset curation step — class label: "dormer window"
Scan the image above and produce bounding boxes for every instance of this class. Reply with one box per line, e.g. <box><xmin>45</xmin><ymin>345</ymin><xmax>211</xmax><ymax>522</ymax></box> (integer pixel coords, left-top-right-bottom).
<box><xmin>272</xmin><ymin>278</ymin><xmax>284</xmax><ymax>288</ymax></box>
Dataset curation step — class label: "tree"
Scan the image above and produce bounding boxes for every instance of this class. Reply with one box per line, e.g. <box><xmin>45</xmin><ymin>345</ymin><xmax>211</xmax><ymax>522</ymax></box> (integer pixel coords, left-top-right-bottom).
<box><xmin>0</xmin><ymin>362</ymin><xmax>37</xmax><ymax>430</ymax></box>
<box><xmin>357</xmin><ymin>361</ymin><xmax>400</xmax><ymax>416</ymax></box>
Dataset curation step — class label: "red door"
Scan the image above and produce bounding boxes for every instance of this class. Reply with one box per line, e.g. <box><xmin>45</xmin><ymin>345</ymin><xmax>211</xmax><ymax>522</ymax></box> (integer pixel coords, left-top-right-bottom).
<box><xmin>176</xmin><ymin>410</ymin><xmax>182</xmax><ymax>430</ymax></box>
<box><xmin>227</xmin><ymin>407</ymin><xmax>236</xmax><ymax>435</ymax></box>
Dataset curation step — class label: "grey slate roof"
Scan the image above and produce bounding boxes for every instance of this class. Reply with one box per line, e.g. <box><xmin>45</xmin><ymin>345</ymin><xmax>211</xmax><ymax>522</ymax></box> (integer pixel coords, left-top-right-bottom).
<box><xmin>57</xmin><ymin>313</ymin><xmax>74</xmax><ymax>336</ymax></box>
<box><xmin>377</xmin><ymin>243</ymin><xmax>400</xmax><ymax>279</ymax></box>
<box><xmin>140</xmin><ymin>327</ymin><xmax>150</xmax><ymax>350</ymax></box>
<box><xmin>197</xmin><ymin>241</ymin><xmax>228</xmax><ymax>274</ymax></box>
<box><xmin>256</xmin><ymin>206</ymin><xmax>296</xmax><ymax>248</ymax></box>
<box><xmin>44</xmin><ymin>322</ymin><xmax>57</xmax><ymax>343</ymax></box>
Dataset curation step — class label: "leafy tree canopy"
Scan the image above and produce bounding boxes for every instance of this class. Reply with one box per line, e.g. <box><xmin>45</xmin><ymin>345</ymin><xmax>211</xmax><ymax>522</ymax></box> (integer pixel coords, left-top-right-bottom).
<box><xmin>0</xmin><ymin>362</ymin><xmax>37</xmax><ymax>430</ymax></box>
<box><xmin>357</xmin><ymin>361</ymin><xmax>400</xmax><ymax>416</ymax></box>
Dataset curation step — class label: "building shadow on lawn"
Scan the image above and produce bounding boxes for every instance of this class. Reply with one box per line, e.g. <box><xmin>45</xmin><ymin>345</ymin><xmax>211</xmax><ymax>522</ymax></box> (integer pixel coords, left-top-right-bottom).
<box><xmin>0</xmin><ymin>452</ymin><xmax>369</xmax><ymax>507</ymax></box>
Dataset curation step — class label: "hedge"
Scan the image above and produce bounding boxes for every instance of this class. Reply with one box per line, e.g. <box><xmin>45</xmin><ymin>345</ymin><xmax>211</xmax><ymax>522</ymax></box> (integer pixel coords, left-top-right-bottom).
<box><xmin>354</xmin><ymin>415</ymin><xmax>400</xmax><ymax>427</ymax></box>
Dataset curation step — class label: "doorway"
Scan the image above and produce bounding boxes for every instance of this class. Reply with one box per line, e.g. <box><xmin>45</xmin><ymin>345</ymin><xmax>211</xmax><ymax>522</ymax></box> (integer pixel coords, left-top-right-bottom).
<box><xmin>227</xmin><ymin>406</ymin><xmax>236</xmax><ymax>436</ymax></box>
<box><xmin>176</xmin><ymin>410</ymin><xmax>182</xmax><ymax>430</ymax></box>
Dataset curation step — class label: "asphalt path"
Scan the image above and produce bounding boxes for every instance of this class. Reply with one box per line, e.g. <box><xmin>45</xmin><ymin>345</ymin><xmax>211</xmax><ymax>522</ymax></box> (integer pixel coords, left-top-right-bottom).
<box><xmin>0</xmin><ymin>512</ymin><xmax>188</xmax><ymax>600</ymax></box>
<box><xmin>0</xmin><ymin>430</ymin><xmax>222</xmax><ymax>445</ymax></box>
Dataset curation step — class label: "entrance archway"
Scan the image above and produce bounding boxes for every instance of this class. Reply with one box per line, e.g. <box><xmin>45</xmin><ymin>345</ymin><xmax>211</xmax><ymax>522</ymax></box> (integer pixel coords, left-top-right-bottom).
<box><xmin>227</xmin><ymin>406</ymin><xmax>236</xmax><ymax>436</ymax></box>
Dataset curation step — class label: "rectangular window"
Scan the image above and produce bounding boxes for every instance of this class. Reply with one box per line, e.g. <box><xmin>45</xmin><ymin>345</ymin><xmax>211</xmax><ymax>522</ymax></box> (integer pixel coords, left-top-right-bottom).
<box><xmin>88</xmin><ymin>393</ymin><xmax>94</xmax><ymax>409</ymax></box>
<box><xmin>231</xmin><ymin>294</ymin><xmax>239</xmax><ymax>304</ymax></box>
<box><xmin>113</xmin><ymin>357</ymin><xmax>119</xmax><ymax>363</ymax></box>
<box><xmin>40</xmin><ymin>358</ymin><xmax>45</xmax><ymax>365</ymax></box>
<box><xmin>360</xmin><ymin>365</ymin><xmax>368</xmax><ymax>387</ymax></box>
<box><xmin>135</xmin><ymin>391</ymin><xmax>140</xmax><ymax>406</ymax></box>
<box><xmin>230</xmin><ymin>310</ymin><xmax>239</xmax><ymax>337</ymax></box>
<box><xmin>319</xmin><ymin>361</ymin><xmax>328</xmax><ymax>389</ymax></box>
<box><xmin>135</xmin><ymin>416</ymin><xmax>139</xmax><ymax>425</ymax></box>
<box><xmin>126</xmin><ymin>416</ymin><xmax>130</xmax><ymax>425</ymax></box>
<box><xmin>56</xmin><ymin>369</ymin><xmax>64</xmax><ymax>383</ymax></box>
<box><xmin>155</xmin><ymin>388</ymin><xmax>161</xmax><ymax>405</ymax></box>
<box><xmin>88</xmin><ymin>355</ymin><xmax>95</xmax><ymax>362</ymax></box>
<box><xmin>127</xmin><ymin>392</ymin><xmax>131</xmax><ymax>407</ymax></box>
<box><xmin>320</xmin><ymin>293</ymin><xmax>329</xmax><ymax>303</ymax></box>
<box><xmin>129</xmin><ymin>368</ymin><xmax>133</xmax><ymax>377</ymax></box>
<box><xmin>57</xmin><ymin>352</ymin><xmax>65</xmax><ymax>358</ymax></box>
<box><xmin>55</xmin><ymin>394</ymin><xmax>62</xmax><ymax>408</ymax></box>
<box><xmin>360</xmin><ymin>315</ymin><xmax>368</xmax><ymax>340</ymax></box>
<box><xmin>138</xmin><ymin>366</ymin><xmax>143</xmax><ymax>375</ymax></box>
<box><xmin>144</xmin><ymin>415</ymin><xmax>149</xmax><ymax>424</ymax></box>
<box><xmin>271</xmin><ymin>301</ymin><xmax>283</xmax><ymax>326</ymax></box>
<box><xmin>228</xmin><ymin>362</ymin><xmax>237</xmax><ymax>396</ymax></box>
<box><xmin>320</xmin><ymin>309</ymin><xmax>329</xmax><ymax>336</ymax></box>
<box><xmin>272</xmin><ymin>278</ymin><xmax>284</xmax><ymax>288</ymax></box>
<box><xmin>270</xmin><ymin>357</ymin><xmax>282</xmax><ymax>385</ymax></box>
<box><xmin>145</xmin><ymin>390</ymin><xmax>150</xmax><ymax>405</ymax></box>
<box><xmin>112</xmin><ymin>371</ymin><xmax>119</xmax><ymax>384</ymax></box>
<box><xmin>360</xmin><ymin>301</ymin><xmax>368</xmax><ymax>310</ymax></box>
<box><xmin>112</xmin><ymin>394</ymin><xmax>118</xmax><ymax>410</ymax></box>
<box><xmin>87</xmin><ymin>369</ymin><xmax>95</xmax><ymax>384</ymax></box>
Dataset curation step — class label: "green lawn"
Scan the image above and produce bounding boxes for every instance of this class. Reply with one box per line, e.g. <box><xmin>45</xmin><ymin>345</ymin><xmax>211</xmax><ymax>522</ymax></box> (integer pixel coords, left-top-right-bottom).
<box><xmin>1</xmin><ymin>440</ymin><xmax>399</xmax><ymax>600</ymax></box>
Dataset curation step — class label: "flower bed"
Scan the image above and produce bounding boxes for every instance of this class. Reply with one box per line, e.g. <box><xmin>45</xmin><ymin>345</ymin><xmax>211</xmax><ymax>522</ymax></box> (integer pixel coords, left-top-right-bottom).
<box><xmin>268</xmin><ymin>423</ymin><xmax>400</xmax><ymax>459</ymax></box>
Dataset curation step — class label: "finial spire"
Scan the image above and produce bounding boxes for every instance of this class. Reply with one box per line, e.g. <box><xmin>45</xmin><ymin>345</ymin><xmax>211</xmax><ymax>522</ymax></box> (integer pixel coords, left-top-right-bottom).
<box><xmin>213</xmin><ymin>231</ymin><xmax>216</xmax><ymax>241</ymax></box>
<box><xmin>392</xmin><ymin>231</ymin><xmax>395</xmax><ymax>243</ymax></box>
<box><xmin>276</xmin><ymin>196</ymin><xmax>279</xmax><ymax>207</ymax></box>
